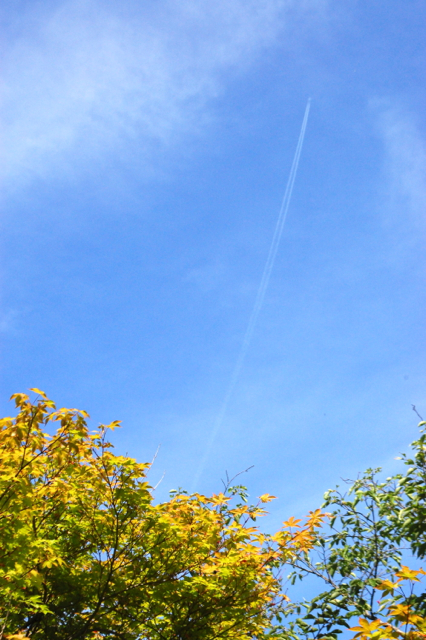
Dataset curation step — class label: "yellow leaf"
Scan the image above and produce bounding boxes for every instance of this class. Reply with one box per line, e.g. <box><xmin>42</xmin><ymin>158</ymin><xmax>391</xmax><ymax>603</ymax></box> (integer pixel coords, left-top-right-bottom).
<box><xmin>258</xmin><ymin>494</ymin><xmax>277</xmax><ymax>503</ymax></box>
<box><xmin>395</xmin><ymin>565</ymin><xmax>424</xmax><ymax>582</ymax></box>
<box><xmin>350</xmin><ymin>617</ymin><xmax>387</xmax><ymax>638</ymax></box>
<box><xmin>376</xmin><ymin>579</ymin><xmax>402</xmax><ymax>591</ymax></box>
<box><xmin>282</xmin><ymin>517</ymin><xmax>302</xmax><ymax>528</ymax></box>
<box><xmin>210</xmin><ymin>493</ymin><xmax>230</xmax><ymax>506</ymax></box>
<box><xmin>389</xmin><ymin>604</ymin><xmax>424</xmax><ymax>624</ymax></box>
<box><xmin>307</xmin><ymin>509</ymin><xmax>327</xmax><ymax>528</ymax></box>
<box><xmin>10</xmin><ymin>393</ymin><xmax>29</xmax><ymax>405</ymax></box>
<box><xmin>29</xmin><ymin>388</ymin><xmax>47</xmax><ymax>398</ymax></box>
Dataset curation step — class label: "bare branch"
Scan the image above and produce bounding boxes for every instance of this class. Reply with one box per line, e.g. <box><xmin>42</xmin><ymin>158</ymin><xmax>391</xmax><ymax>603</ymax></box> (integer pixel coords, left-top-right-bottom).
<box><xmin>412</xmin><ymin>404</ymin><xmax>424</xmax><ymax>421</ymax></box>
<box><xmin>221</xmin><ymin>466</ymin><xmax>254</xmax><ymax>493</ymax></box>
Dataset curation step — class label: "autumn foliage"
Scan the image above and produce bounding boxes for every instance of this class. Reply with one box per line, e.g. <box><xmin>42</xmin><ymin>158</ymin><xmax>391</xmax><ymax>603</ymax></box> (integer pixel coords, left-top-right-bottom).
<box><xmin>1</xmin><ymin>389</ymin><xmax>426</xmax><ymax>640</ymax></box>
<box><xmin>0</xmin><ymin>390</ymin><xmax>323</xmax><ymax>639</ymax></box>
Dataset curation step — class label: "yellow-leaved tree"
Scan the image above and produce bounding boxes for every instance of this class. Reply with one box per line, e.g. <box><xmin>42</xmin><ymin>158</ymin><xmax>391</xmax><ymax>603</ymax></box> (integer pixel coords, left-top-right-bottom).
<box><xmin>0</xmin><ymin>390</ymin><xmax>323</xmax><ymax>640</ymax></box>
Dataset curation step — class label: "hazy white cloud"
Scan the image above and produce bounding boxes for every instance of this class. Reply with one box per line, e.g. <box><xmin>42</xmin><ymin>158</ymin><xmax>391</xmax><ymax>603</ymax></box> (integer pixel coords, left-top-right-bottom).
<box><xmin>184</xmin><ymin>261</ymin><xmax>227</xmax><ymax>293</ymax></box>
<box><xmin>375</xmin><ymin>103</ymin><xmax>426</xmax><ymax>234</ymax></box>
<box><xmin>1</xmin><ymin>0</ymin><xmax>327</xmax><ymax>187</ymax></box>
<box><xmin>0</xmin><ymin>309</ymin><xmax>20</xmax><ymax>335</ymax></box>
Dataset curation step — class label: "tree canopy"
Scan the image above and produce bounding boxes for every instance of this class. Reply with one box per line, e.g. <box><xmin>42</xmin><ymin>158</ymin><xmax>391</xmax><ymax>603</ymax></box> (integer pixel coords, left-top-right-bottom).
<box><xmin>0</xmin><ymin>390</ymin><xmax>321</xmax><ymax>640</ymax></box>
<box><xmin>279</xmin><ymin>413</ymin><xmax>426</xmax><ymax>640</ymax></box>
<box><xmin>1</xmin><ymin>390</ymin><xmax>425</xmax><ymax>640</ymax></box>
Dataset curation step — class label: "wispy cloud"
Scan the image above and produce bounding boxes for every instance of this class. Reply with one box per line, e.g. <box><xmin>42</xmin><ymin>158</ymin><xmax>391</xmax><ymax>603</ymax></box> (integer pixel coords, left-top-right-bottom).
<box><xmin>0</xmin><ymin>308</ymin><xmax>19</xmax><ymax>335</ymax></box>
<box><xmin>374</xmin><ymin>102</ymin><xmax>426</xmax><ymax>237</ymax></box>
<box><xmin>1</xmin><ymin>0</ymin><xmax>327</xmax><ymax>187</ymax></box>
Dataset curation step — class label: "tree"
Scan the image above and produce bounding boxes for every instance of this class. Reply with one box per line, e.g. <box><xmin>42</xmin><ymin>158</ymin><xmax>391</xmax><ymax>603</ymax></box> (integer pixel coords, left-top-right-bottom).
<box><xmin>0</xmin><ymin>390</ymin><xmax>323</xmax><ymax>640</ymax></box>
<box><xmin>276</xmin><ymin>416</ymin><xmax>426</xmax><ymax>640</ymax></box>
<box><xmin>397</xmin><ymin>415</ymin><xmax>426</xmax><ymax>558</ymax></box>
<box><xmin>4</xmin><ymin>389</ymin><xmax>425</xmax><ymax>640</ymax></box>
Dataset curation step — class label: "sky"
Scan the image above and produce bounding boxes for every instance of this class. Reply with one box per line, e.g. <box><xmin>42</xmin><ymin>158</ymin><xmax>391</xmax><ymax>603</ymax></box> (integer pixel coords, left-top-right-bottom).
<box><xmin>1</xmin><ymin>0</ymin><xmax>425</xmax><ymax>525</ymax></box>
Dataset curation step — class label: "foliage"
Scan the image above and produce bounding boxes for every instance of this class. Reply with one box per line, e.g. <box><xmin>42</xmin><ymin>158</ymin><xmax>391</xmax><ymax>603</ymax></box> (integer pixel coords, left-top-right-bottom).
<box><xmin>396</xmin><ymin>420</ymin><xmax>426</xmax><ymax>558</ymax></box>
<box><xmin>0</xmin><ymin>390</ymin><xmax>323</xmax><ymax>640</ymax></box>
<box><xmin>275</xmin><ymin>418</ymin><xmax>426</xmax><ymax>640</ymax></box>
<box><xmin>2</xmin><ymin>389</ymin><xmax>425</xmax><ymax>640</ymax></box>
<box><xmin>350</xmin><ymin>565</ymin><xmax>426</xmax><ymax>640</ymax></box>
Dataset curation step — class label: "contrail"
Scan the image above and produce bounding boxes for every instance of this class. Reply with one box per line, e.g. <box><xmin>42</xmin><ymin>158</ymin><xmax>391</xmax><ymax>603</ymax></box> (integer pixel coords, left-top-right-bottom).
<box><xmin>192</xmin><ymin>99</ymin><xmax>311</xmax><ymax>492</ymax></box>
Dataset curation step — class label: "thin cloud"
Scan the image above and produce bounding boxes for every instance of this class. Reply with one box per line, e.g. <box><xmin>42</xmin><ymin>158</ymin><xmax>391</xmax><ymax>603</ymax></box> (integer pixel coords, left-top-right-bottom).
<box><xmin>0</xmin><ymin>309</ymin><xmax>19</xmax><ymax>335</ymax></box>
<box><xmin>375</xmin><ymin>102</ymin><xmax>426</xmax><ymax>235</ymax></box>
<box><xmin>1</xmin><ymin>0</ymin><xmax>327</xmax><ymax>187</ymax></box>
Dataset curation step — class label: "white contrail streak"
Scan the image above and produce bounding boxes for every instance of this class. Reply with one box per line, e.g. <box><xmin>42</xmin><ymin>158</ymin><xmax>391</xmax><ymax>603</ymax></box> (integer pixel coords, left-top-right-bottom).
<box><xmin>192</xmin><ymin>99</ymin><xmax>311</xmax><ymax>492</ymax></box>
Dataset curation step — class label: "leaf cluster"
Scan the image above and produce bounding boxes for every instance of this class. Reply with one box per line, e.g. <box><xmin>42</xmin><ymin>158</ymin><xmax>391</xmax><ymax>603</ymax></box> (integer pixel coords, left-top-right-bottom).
<box><xmin>274</xmin><ymin>419</ymin><xmax>426</xmax><ymax>640</ymax></box>
<box><xmin>396</xmin><ymin>421</ymin><xmax>426</xmax><ymax>558</ymax></box>
<box><xmin>0</xmin><ymin>391</ymin><xmax>321</xmax><ymax>640</ymax></box>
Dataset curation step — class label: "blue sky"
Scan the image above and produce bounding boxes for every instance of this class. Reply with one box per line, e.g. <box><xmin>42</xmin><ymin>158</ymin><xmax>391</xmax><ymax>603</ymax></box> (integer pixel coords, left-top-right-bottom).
<box><xmin>1</xmin><ymin>0</ymin><xmax>425</xmax><ymax>523</ymax></box>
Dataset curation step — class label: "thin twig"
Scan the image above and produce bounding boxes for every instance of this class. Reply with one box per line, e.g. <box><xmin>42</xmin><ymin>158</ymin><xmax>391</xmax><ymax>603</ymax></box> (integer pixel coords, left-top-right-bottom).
<box><xmin>412</xmin><ymin>405</ymin><xmax>424</xmax><ymax>421</ymax></box>
<box><xmin>221</xmin><ymin>465</ymin><xmax>254</xmax><ymax>493</ymax></box>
